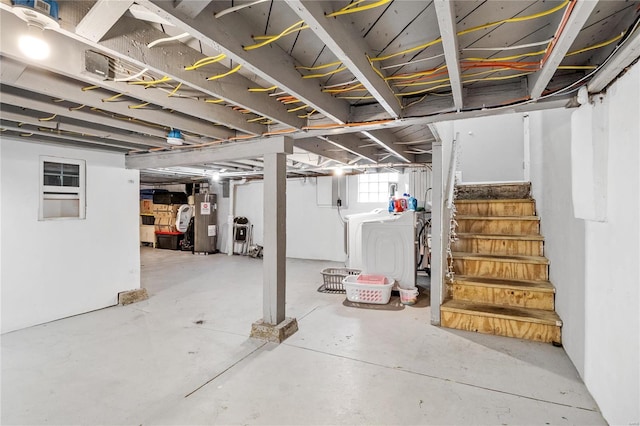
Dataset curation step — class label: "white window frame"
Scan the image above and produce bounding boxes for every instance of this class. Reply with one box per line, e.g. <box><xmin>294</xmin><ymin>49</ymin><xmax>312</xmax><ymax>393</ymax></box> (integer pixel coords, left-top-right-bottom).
<box><xmin>39</xmin><ymin>156</ymin><xmax>86</xmax><ymax>220</ymax></box>
<box><xmin>357</xmin><ymin>172</ymin><xmax>399</xmax><ymax>203</ymax></box>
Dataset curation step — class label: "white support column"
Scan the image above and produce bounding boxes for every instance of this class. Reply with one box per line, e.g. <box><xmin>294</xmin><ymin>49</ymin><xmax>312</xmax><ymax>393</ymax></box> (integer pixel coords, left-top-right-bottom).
<box><xmin>262</xmin><ymin>151</ymin><xmax>287</xmax><ymax>325</ymax></box>
<box><xmin>430</xmin><ymin>141</ymin><xmax>443</xmax><ymax>325</ymax></box>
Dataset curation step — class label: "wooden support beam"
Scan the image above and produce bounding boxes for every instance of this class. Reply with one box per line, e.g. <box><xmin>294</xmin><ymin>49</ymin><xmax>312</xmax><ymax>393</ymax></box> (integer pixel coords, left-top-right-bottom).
<box><xmin>285</xmin><ymin>0</ymin><xmax>401</xmax><ymax>118</ymax></box>
<box><xmin>175</xmin><ymin>0</ymin><xmax>211</xmax><ymax>18</ymax></box>
<box><xmin>75</xmin><ymin>0</ymin><xmax>134</xmax><ymax>42</ymax></box>
<box><xmin>588</xmin><ymin>27</ymin><xmax>640</xmax><ymax>93</ymax></box>
<box><xmin>0</xmin><ymin>5</ymin><xmax>302</xmax><ymax>130</ymax></box>
<box><xmin>0</xmin><ymin>121</ymin><xmax>142</xmax><ymax>151</ymax></box>
<box><xmin>0</xmin><ymin>106</ymin><xmax>160</xmax><ymax>148</ymax></box>
<box><xmin>294</xmin><ymin>137</ymin><xmax>352</xmax><ymax>164</ymax></box>
<box><xmin>322</xmin><ymin>133</ymin><xmax>378</xmax><ymax>163</ymax></box>
<box><xmin>0</xmin><ymin>90</ymin><xmax>168</xmax><ymax>147</ymax></box>
<box><xmin>262</xmin><ymin>151</ymin><xmax>287</xmax><ymax>324</ymax></box>
<box><xmin>529</xmin><ymin>0</ymin><xmax>598</xmax><ymax>99</ymax></box>
<box><xmin>5</xmin><ymin>69</ymin><xmax>232</xmax><ymax>141</ymax></box>
<box><xmin>434</xmin><ymin>0</ymin><xmax>463</xmax><ymax>110</ymax></box>
<box><xmin>125</xmin><ymin>136</ymin><xmax>294</xmax><ymax>169</ymax></box>
<box><xmin>362</xmin><ymin>129</ymin><xmax>413</xmax><ymax>163</ymax></box>
<box><xmin>139</xmin><ymin>0</ymin><xmax>350</xmax><ymax>124</ymax></box>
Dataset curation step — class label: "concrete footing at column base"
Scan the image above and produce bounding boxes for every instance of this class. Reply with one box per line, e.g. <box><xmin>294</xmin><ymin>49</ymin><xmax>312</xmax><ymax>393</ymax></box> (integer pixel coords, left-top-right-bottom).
<box><xmin>250</xmin><ymin>317</ymin><xmax>298</xmax><ymax>343</ymax></box>
<box><xmin>118</xmin><ymin>288</ymin><xmax>149</xmax><ymax>305</ymax></box>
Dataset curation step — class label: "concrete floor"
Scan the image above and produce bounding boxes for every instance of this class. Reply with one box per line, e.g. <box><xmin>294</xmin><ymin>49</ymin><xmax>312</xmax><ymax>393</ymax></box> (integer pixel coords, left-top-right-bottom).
<box><xmin>1</xmin><ymin>247</ymin><xmax>604</xmax><ymax>425</ymax></box>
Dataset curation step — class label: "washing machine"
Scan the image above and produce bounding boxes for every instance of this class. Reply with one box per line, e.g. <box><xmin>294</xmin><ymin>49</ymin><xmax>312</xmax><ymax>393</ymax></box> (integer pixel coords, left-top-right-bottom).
<box><xmin>346</xmin><ymin>210</ymin><xmax>417</xmax><ymax>289</ymax></box>
<box><xmin>345</xmin><ymin>209</ymin><xmax>388</xmax><ymax>269</ymax></box>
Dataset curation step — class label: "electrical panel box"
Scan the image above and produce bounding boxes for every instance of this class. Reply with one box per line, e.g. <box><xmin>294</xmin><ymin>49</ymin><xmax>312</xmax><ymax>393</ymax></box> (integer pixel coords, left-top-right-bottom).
<box><xmin>84</xmin><ymin>50</ymin><xmax>112</xmax><ymax>80</ymax></box>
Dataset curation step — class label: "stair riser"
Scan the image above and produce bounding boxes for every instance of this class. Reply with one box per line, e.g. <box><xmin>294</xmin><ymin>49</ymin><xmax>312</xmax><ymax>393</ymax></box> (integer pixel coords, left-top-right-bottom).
<box><xmin>441</xmin><ymin>310</ymin><xmax>561</xmax><ymax>343</ymax></box>
<box><xmin>451</xmin><ymin>284</ymin><xmax>554</xmax><ymax>310</ymax></box>
<box><xmin>452</xmin><ymin>238</ymin><xmax>543</xmax><ymax>256</ymax></box>
<box><xmin>453</xmin><ymin>259</ymin><xmax>548</xmax><ymax>281</ymax></box>
<box><xmin>456</xmin><ymin>202</ymin><xmax>535</xmax><ymax>217</ymax></box>
<box><xmin>457</xmin><ymin>219</ymin><xmax>540</xmax><ymax>235</ymax></box>
<box><xmin>456</xmin><ymin>183</ymin><xmax>531</xmax><ymax>200</ymax></box>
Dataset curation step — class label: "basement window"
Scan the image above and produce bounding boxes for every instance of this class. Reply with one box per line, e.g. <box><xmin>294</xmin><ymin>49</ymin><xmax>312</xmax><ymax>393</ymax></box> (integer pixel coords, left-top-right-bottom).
<box><xmin>39</xmin><ymin>157</ymin><xmax>86</xmax><ymax>220</ymax></box>
<box><xmin>357</xmin><ymin>172</ymin><xmax>398</xmax><ymax>203</ymax></box>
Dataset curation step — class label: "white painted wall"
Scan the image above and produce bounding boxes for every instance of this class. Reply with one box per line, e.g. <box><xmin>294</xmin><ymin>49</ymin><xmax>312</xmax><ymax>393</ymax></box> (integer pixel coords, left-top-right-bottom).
<box><xmin>452</xmin><ymin>113</ymin><xmax>525</xmax><ymax>183</ymax></box>
<box><xmin>1</xmin><ymin>139</ymin><xmax>140</xmax><ymax>333</ymax></box>
<box><xmin>528</xmin><ymin>63</ymin><xmax>639</xmax><ymax>425</ymax></box>
<box><xmin>528</xmin><ymin>108</ymin><xmax>587</xmax><ymax>375</ymax></box>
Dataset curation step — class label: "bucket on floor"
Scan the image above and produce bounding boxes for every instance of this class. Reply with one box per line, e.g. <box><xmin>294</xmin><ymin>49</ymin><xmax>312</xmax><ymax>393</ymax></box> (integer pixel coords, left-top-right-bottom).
<box><xmin>399</xmin><ymin>287</ymin><xmax>419</xmax><ymax>305</ymax></box>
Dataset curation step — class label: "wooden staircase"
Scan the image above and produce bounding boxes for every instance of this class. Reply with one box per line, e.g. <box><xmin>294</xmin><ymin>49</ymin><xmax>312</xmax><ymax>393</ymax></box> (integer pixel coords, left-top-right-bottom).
<box><xmin>440</xmin><ymin>183</ymin><xmax>562</xmax><ymax>344</ymax></box>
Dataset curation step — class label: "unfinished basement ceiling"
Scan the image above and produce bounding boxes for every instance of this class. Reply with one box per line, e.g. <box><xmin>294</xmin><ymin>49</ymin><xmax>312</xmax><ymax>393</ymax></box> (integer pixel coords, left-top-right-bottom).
<box><xmin>1</xmin><ymin>0</ymin><xmax>638</xmax><ymax>184</ymax></box>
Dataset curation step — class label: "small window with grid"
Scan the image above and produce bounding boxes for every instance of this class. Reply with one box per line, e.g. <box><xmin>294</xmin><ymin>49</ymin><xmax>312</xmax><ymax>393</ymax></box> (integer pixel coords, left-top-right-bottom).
<box><xmin>39</xmin><ymin>156</ymin><xmax>86</xmax><ymax>220</ymax></box>
<box><xmin>357</xmin><ymin>172</ymin><xmax>398</xmax><ymax>203</ymax></box>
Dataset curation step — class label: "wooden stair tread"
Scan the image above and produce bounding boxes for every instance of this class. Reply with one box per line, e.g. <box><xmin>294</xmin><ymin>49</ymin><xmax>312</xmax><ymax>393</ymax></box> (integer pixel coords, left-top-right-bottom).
<box><xmin>452</xmin><ymin>252</ymin><xmax>549</xmax><ymax>264</ymax></box>
<box><xmin>456</xmin><ymin>233</ymin><xmax>544</xmax><ymax>241</ymax></box>
<box><xmin>455</xmin><ymin>199</ymin><xmax>534</xmax><ymax>204</ymax></box>
<box><xmin>441</xmin><ymin>300</ymin><xmax>562</xmax><ymax>326</ymax></box>
<box><xmin>453</xmin><ymin>275</ymin><xmax>555</xmax><ymax>292</ymax></box>
<box><xmin>457</xmin><ymin>215</ymin><xmax>540</xmax><ymax>221</ymax></box>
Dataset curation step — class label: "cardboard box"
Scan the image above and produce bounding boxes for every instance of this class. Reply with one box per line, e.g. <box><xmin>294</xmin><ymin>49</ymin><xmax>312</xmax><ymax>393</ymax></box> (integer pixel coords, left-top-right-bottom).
<box><xmin>155</xmin><ymin>224</ymin><xmax>178</xmax><ymax>233</ymax></box>
<box><xmin>153</xmin><ymin>204</ymin><xmax>180</xmax><ymax>214</ymax></box>
<box><xmin>140</xmin><ymin>199</ymin><xmax>154</xmax><ymax>215</ymax></box>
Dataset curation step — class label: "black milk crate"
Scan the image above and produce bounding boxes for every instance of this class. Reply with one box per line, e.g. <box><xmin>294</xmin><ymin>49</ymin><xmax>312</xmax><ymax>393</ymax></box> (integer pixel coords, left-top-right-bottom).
<box><xmin>318</xmin><ymin>267</ymin><xmax>361</xmax><ymax>293</ymax></box>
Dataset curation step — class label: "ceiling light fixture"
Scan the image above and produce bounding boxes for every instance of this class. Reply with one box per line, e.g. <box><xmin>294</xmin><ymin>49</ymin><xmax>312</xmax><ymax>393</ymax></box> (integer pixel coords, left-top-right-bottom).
<box><xmin>11</xmin><ymin>0</ymin><xmax>60</xmax><ymax>61</ymax></box>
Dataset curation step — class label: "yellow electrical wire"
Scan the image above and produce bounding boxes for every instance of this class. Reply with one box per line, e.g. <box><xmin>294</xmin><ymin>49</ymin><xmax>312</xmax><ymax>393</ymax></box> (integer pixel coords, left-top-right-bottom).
<box><xmin>458</xmin><ymin>0</ymin><xmax>570</xmax><ymax>37</ymax></box>
<box><xmin>323</xmin><ymin>83</ymin><xmax>365</xmax><ymax>93</ymax></box>
<box><xmin>371</xmin><ymin>0</ymin><xmax>569</xmax><ymax>63</ymax></box>
<box><xmin>247</xmin><ymin>116</ymin><xmax>267</xmax><ymax>123</ymax></box>
<box><xmin>102</xmin><ymin>93</ymin><xmax>124</xmax><ymax>102</ymax></box>
<box><xmin>336</xmin><ymin>95</ymin><xmax>374</xmax><ymax>100</ymax></box>
<box><xmin>302</xmin><ymin>66</ymin><xmax>347</xmax><ymax>79</ymax></box>
<box><xmin>205</xmin><ymin>98</ymin><xmax>225</xmax><ymax>104</ymax></box>
<box><xmin>298</xmin><ymin>109</ymin><xmax>317</xmax><ymax>119</ymax></box>
<box><xmin>82</xmin><ymin>85</ymin><xmax>100</xmax><ymax>91</ymax></box>
<box><xmin>244</xmin><ymin>21</ymin><xmax>308</xmax><ymax>51</ymax></box>
<box><xmin>38</xmin><ymin>114</ymin><xmax>57</xmax><ymax>122</ymax></box>
<box><xmin>463</xmin><ymin>49</ymin><xmax>546</xmax><ymax>62</ymax></box>
<box><xmin>395</xmin><ymin>71</ymin><xmax>533</xmax><ymax>97</ymax></box>
<box><xmin>295</xmin><ymin>61</ymin><xmax>342</xmax><ymax>71</ymax></box>
<box><xmin>248</xmin><ymin>86</ymin><xmax>278</xmax><ymax>92</ymax></box>
<box><xmin>566</xmin><ymin>32</ymin><xmax>623</xmax><ymax>57</ymax></box>
<box><xmin>287</xmin><ymin>104</ymin><xmax>309</xmax><ymax>112</ymax></box>
<box><xmin>326</xmin><ymin>0</ymin><xmax>391</xmax><ymax>18</ymax></box>
<box><xmin>52</xmin><ymin>99</ymin><xmax>65</xmax><ymax>103</ymax></box>
<box><xmin>128</xmin><ymin>76</ymin><xmax>172</xmax><ymax>86</ymax></box>
<box><xmin>128</xmin><ymin>102</ymin><xmax>151</xmax><ymax>109</ymax></box>
<box><xmin>167</xmin><ymin>82</ymin><xmax>182</xmax><ymax>97</ymax></box>
<box><xmin>384</xmin><ymin>65</ymin><xmax>448</xmax><ymax>81</ymax></box>
<box><xmin>69</xmin><ymin>104</ymin><xmax>85</xmax><ymax>111</ymax></box>
<box><xmin>184</xmin><ymin>54</ymin><xmax>227</xmax><ymax>71</ymax></box>
<box><xmin>207</xmin><ymin>64</ymin><xmax>242</xmax><ymax>81</ymax></box>
<box><xmin>252</xmin><ymin>24</ymin><xmax>309</xmax><ymax>41</ymax></box>
<box><xmin>557</xmin><ymin>65</ymin><xmax>597</xmax><ymax>70</ymax></box>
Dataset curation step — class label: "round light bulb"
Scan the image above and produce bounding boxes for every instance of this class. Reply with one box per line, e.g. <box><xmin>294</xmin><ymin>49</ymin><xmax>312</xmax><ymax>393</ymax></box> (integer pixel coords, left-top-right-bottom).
<box><xmin>212</xmin><ymin>172</ymin><xmax>221</xmax><ymax>182</ymax></box>
<box><xmin>333</xmin><ymin>167</ymin><xmax>344</xmax><ymax>176</ymax></box>
<box><xmin>18</xmin><ymin>33</ymin><xmax>50</xmax><ymax>60</ymax></box>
